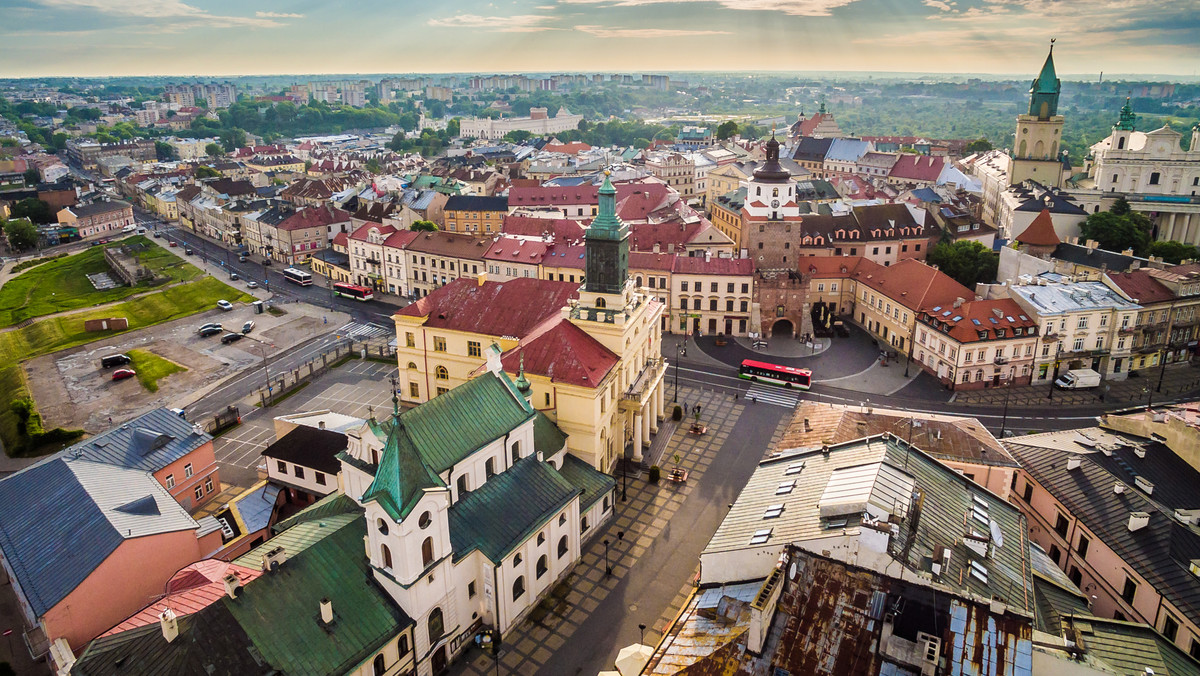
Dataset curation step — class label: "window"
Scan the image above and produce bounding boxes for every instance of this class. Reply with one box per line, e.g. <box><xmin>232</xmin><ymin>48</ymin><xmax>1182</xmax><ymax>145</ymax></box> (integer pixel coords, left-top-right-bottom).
<box><xmin>1068</xmin><ymin>566</ymin><xmax>1082</xmax><ymax>587</ymax></box>
<box><xmin>1022</xmin><ymin>482</ymin><xmax>1033</xmax><ymax>502</ymax></box>
<box><xmin>1149</xmin><ymin>171</ymin><xmax>1161</xmax><ymax>185</ymax></box>
<box><xmin>485</xmin><ymin>458</ymin><xmax>495</xmax><ymax>478</ymax></box>
<box><xmin>1077</xmin><ymin>317</ymin><xmax>1088</xmax><ymax>330</ymax></box>
<box><xmin>545</xmin><ymin>392</ymin><xmax>551</xmax><ymax>406</ymax></box>
<box><xmin>406</xmin><ymin>332</ymin><xmax>415</xmax><ymax>348</ymax></box>
<box><xmin>581</xmin><ymin>516</ymin><xmax>589</xmax><ymax>533</ymax></box>
<box><xmin>512</xmin><ymin>576</ymin><xmax>526</xmax><ymax>601</ymax></box>
<box><xmin>421</xmin><ymin>537</ymin><xmax>435</xmax><ymax>566</ymax></box>
<box><xmin>1190</xmin><ymin>638</ymin><xmax>1200</xmax><ymax>660</ymax></box>
<box><xmin>1048</xmin><ymin>544</ymin><xmax>1062</xmax><ymax>564</ymax></box>
<box><xmin>468</xmin><ymin>581</ymin><xmax>477</xmax><ymax>598</ymax></box>
<box><xmin>428</xmin><ymin>608</ymin><xmax>445</xmax><ymax>642</ymax></box>
<box><xmin>294</xmin><ymin>465</ymin><xmax>304</xmax><ymax>480</ymax></box>
<box><xmin>433</xmin><ymin>336</ymin><xmax>447</xmax><ymax>352</ymax></box>
<box><xmin>537</xmin><ymin>532</ymin><xmax>545</xmax><ymax>546</ymax></box>
<box><xmin>513</xmin><ymin>553</ymin><xmax>523</xmax><ymax>567</ymax></box>
<box><xmin>410</xmin><ymin>382</ymin><xmax>420</xmax><ymax>398</ymax></box>
<box><xmin>194</xmin><ymin>485</ymin><xmax>204</xmax><ymax>500</ymax></box>
<box><xmin>373</xmin><ymin>654</ymin><xmax>386</xmax><ymax>676</ymax></box>
<box><xmin>457</xmin><ymin>474</ymin><xmax>469</xmax><ymax>497</ymax></box>
<box><xmin>1055</xmin><ymin>512</ymin><xmax>1069</xmax><ymax>538</ymax></box>
<box><xmin>709</xmin><ymin>299</ymin><xmax>717</xmax><ymax>311</ymax></box>
<box><xmin>681</xmin><ymin>281</ymin><xmax>688</xmax><ymax>292</ymax></box>
<box><xmin>1121</xmin><ymin>575</ymin><xmax>1137</xmax><ymax>604</ymax></box>
<box><xmin>536</xmin><ymin>555</ymin><xmax>548</xmax><ymax>578</ymax></box>
<box><xmin>467</xmin><ymin>341</ymin><xmax>481</xmax><ymax>357</ymax></box>
<box><xmin>1073</xmin><ymin>338</ymin><xmax>1085</xmax><ymax>352</ymax></box>
<box><xmin>1076</xmin><ymin>534</ymin><xmax>1089</xmax><ymax>559</ymax></box>
<box><xmin>558</xmin><ymin>535</ymin><xmax>569</xmax><ymax>558</ymax></box>
<box><xmin>435</xmin><ymin>365</ymin><xmax>449</xmax><ymax>380</ymax></box>
<box><xmin>205</xmin><ymin>477</ymin><xmax>213</xmax><ymax>493</ymax></box>
<box><xmin>382</xmin><ymin>544</ymin><xmax>393</xmax><ymax>569</ymax></box>
<box><xmin>166</xmin><ymin>474</ymin><xmax>175</xmax><ymax>489</ymax></box>
<box><xmin>184</xmin><ymin>463</ymin><xmax>193</xmax><ymax>478</ymax></box>
<box><xmin>511</xmin><ymin>441</ymin><xmax>520</xmax><ymax>464</ymax></box>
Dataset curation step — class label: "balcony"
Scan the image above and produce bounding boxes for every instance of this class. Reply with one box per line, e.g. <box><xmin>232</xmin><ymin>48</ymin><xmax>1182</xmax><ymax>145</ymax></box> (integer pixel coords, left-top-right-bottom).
<box><xmin>621</xmin><ymin>357</ymin><xmax>666</xmax><ymax>407</ymax></box>
<box><xmin>1041</xmin><ymin>332</ymin><xmax>1059</xmax><ymax>342</ymax></box>
<box><xmin>993</xmin><ymin>356</ymin><xmax>1009</xmax><ymax>365</ymax></box>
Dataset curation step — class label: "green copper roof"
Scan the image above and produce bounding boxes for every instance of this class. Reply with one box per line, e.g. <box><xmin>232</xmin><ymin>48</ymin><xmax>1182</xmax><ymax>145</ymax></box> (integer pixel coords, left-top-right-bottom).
<box><xmin>556</xmin><ymin>453</ymin><xmax>615</xmax><ymax>511</ymax></box>
<box><xmin>532</xmin><ymin>411</ymin><xmax>568</xmax><ymax>457</ymax></box>
<box><xmin>1032</xmin><ymin>43</ymin><xmax>1059</xmax><ymax>94</ymax></box>
<box><xmin>1062</xmin><ymin>614</ymin><xmax>1200</xmax><ymax>676</ymax></box>
<box><xmin>271</xmin><ymin>492</ymin><xmax>360</xmax><ymax>534</ymax></box>
<box><xmin>226</xmin><ymin>515</ymin><xmax>414</xmax><ymax>676</ymax></box>
<box><xmin>1028</xmin><ymin>41</ymin><xmax>1061</xmax><ymax>118</ymax></box>
<box><xmin>448</xmin><ymin>455</ymin><xmax>580</xmax><ymax>563</ymax></box>
<box><xmin>1115</xmin><ymin>97</ymin><xmax>1137</xmax><ymax>131</ymax></box>
<box><xmin>234</xmin><ymin>511</ymin><xmax>360</xmax><ymax>569</ymax></box>
<box><xmin>363</xmin><ymin>372</ymin><xmax>535</xmax><ymax>522</ymax></box>
<box><xmin>586</xmin><ymin>173</ymin><xmax>627</xmax><ymax>241</ymax></box>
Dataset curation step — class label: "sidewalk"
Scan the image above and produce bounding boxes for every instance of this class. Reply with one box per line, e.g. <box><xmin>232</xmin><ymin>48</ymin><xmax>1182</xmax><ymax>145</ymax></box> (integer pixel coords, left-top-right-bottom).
<box><xmin>951</xmin><ymin>362</ymin><xmax>1200</xmax><ymax>408</ymax></box>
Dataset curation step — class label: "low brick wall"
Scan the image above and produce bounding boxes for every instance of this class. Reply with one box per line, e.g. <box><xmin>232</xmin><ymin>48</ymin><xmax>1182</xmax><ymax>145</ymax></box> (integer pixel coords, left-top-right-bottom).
<box><xmin>83</xmin><ymin>317</ymin><xmax>129</xmax><ymax>332</ymax></box>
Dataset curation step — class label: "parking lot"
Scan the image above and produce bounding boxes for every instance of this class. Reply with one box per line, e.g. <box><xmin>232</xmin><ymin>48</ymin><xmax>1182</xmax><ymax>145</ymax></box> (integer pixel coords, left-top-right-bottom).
<box><xmin>214</xmin><ymin>359</ymin><xmax>398</xmax><ymax>487</ymax></box>
<box><xmin>24</xmin><ymin>299</ymin><xmax>341</xmax><ymax>433</ymax></box>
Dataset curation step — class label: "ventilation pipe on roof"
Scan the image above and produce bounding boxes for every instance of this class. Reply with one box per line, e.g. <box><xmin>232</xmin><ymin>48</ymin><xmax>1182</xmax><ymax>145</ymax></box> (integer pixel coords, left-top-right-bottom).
<box><xmin>320</xmin><ymin>598</ymin><xmax>334</xmax><ymax>625</ymax></box>
<box><xmin>1128</xmin><ymin>511</ymin><xmax>1150</xmax><ymax>532</ymax></box>
<box><xmin>160</xmin><ymin>608</ymin><xmax>179</xmax><ymax>643</ymax></box>
<box><xmin>1114</xmin><ymin>482</ymin><xmax>1126</xmax><ymax>495</ymax></box>
<box><xmin>1066</xmin><ymin>456</ymin><xmax>1082</xmax><ymax>471</ymax></box>
<box><xmin>223</xmin><ymin>573</ymin><xmax>241</xmax><ymax>599</ymax></box>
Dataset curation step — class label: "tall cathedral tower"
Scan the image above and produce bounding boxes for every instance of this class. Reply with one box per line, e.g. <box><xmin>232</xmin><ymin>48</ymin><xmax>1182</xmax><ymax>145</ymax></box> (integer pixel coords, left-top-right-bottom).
<box><xmin>1009</xmin><ymin>40</ymin><xmax>1066</xmax><ymax>188</ymax></box>
<box><xmin>583</xmin><ymin>171</ymin><xmax>630</xmax><ymax>301</ymax></box>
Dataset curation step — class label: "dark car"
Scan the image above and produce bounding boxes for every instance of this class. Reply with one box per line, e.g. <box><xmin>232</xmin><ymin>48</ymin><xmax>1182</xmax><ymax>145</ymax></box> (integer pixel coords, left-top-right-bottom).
<box><xmin>220</xmin><ymin>332</ymin><xmax>244</xmax><ymax>344</ymax></box>
<box><xmin>199</xmin><ymin>326</ymin><xmax>223</xmax><ymax>337</ymax></box>
<box><xmin>197</xmin><ymin>322</ymin><xmax>222</xmax><ymax>334</ymax></box>
<box><xmin>111</xmin><ymin>368</ymin><xmax>136</xmax><ymax>381</ymax></box>
<box><xmin>241</xmin><ymin>320</ymin><xmax>255</xmax><ymax>334</ymax></box>
<box><xmin>100</xmin><ymin>354</ymin><xmax>131</xmax><ymax>368</ymax></box>
<box><xmin>238</xmin><ymin>255</ymin><xmax>247</xmax><ymax>262</ymax></box>
<box><xmin>262</xmin><ymin>259</ymin><xmax>272</xmax><ymax>266</ymax></box>
<box><xmin>185</xmin><ymin>248</ymin><xmax>194</xmax><ymax>255</ymax></box>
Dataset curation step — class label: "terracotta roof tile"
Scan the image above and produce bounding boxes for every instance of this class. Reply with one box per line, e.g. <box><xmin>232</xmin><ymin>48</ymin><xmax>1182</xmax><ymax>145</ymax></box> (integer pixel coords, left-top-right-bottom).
<box><xmin>1015</xmin><ymin>209</ymin><xmax>1061</xmax><ymax>246</ymax></box>
<box><xmin>500</xmin><ymin>322</ymin><xmax>617</xmax><ymax>387</ymax></box>
<box><xmin>397</xmin><ymin>277</ymin><xmax>578</xmax><ymax>338</ymax></box>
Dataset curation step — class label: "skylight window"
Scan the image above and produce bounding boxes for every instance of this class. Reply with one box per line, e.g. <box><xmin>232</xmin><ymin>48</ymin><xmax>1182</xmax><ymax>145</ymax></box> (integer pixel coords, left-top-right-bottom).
<box><xmin>952</xmin><ymin>315</ymin><xmax>962</xmax><ymax>322</ymax></box>
<box><xmin>763</xmin><ymin>504</ymin><xmax>785</xmax><ymax>519</ymax></box>
<box><xmin>988</xmin><ymin>317</ymin><xmax>998</xmax><ymax>324</ymax></box>
<box><xmin>931</xmin><ymin>306</ymin><xmax>942</xmax><ymax>312</ymax></box>
<box><xmin>972</xmin><ymin>505</ymin><xmax>988</xmax><ymax>526</ymax></box>
<box><xmin>785</xmin><ymin>461</ymin><xmax>806</xmax><ymax>476</ymax></box>
<box><xmin>750</xmin><ymin>528</ymin><xmax>773</xmax><ymax>545</ymax></box>
<box><xmin>969</xmin><ymin>560</ymin><xmax>989</xmax><ymax>584</ymax></box>
<box><xmin>971</xmin><ymin>319</ymin><xmax>981</xmax><ymax>326</ymax></box>
<box><xmin>776</xmin><ymin>481</ymin><xmax>796</xmax><ymax>495</ymax></box>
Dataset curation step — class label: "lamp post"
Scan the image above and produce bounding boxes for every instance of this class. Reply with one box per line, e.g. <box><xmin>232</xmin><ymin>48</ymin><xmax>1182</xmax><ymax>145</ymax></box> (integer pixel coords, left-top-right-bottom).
<box><xmin>477</xmin><ymin>629</ymin><xmax>500</xmax><ymax>676</ymax></box>
<box><xmin>603</xmin><ymin>539</ymin><xmax>612</xmax><ymax>576</ymax></box>
<box><xmin>638</xmin><ymin>623</ymin><xmax>647</xmax><ymax>643</ymax></box>
<box><xmin>999</xmin><ymin>365</ymin><xmax>1014</xmax><ymax>439</ymax></box>
<box><xmin>673</xmin><ymin>342</ymin><xmax>686</xmax><ymax>403</ymax></box>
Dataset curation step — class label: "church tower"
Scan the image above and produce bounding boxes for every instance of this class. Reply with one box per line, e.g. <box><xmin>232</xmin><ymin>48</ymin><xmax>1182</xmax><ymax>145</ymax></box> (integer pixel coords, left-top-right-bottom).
<box><xmin>1009</xmin><ymin>40</ymin><xmax>1066</xmax><ymax>188</ymax></box>
<box><xmin>581</xmin><ymin>171</ymin><xmax>632</xmax><ymax>306</ymax></box>
<box><xmin>743</xmin><ymin>135</ymin><xmax>800</xmax><ymax>222</ymax></box>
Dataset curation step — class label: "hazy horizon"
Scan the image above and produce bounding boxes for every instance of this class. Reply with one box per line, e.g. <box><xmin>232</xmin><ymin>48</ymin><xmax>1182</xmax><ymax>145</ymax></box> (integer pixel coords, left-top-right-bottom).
<box><xmin>2</xmin><ymin>0</ymin><xmax>1198</xmax><ymax>79</ymax></box>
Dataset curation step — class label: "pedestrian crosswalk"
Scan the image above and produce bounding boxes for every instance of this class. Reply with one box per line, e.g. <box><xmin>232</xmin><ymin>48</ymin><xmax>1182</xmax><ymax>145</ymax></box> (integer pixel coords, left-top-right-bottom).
<box><xmin>745</xmin><ymin>383</ymin><xmax>803</xmax><ymax>409</ymax></box>
<box><xmin>336</xmin><ymin>321</ymin><xmax>391</xmax><ymax>340</ymax></box>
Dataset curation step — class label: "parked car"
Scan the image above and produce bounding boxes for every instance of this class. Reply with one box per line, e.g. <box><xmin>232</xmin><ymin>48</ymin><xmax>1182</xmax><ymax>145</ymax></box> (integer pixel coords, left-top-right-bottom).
<box><xmin>241</xmin><ymin>320</ymin><xmax>255</xmax><ymax>334</ymax></box>
<box><xmin>169</xmin><ymin>241</ymin><xmax>178</xmax><ymax>247</ymax></box>
<box><xmin>198</xmin><ymin>326</ymin><xmax>223</xmax><ymax>337</ymax></box>
<box><xmin>246</xmin><ymin>281</ymin><xmax>258</xmax><ymax>289</ymax></box>
<box><xmin>217</xmin><ymin>300</ymin><xmax>234</xmax><ymax>311</ymax></box>
<box><xmin>220</xmin><ymin>332</ymin><xmax>244</xmax><ymax>344</ymax></box>
<box><xmin>153</xmin><ymin>231</ymin><xmax>163</xmax><ymax>238</ymax></box>
<box><xmin>185</xmin><ymin>248</ymin><xmax>194</xmax><ymax>255</ymax></box>
<box><xmin>238</xmin><ymin>255</ymin><xmax>247</xmax><ymax>262</ymax></box>
<box><xmin>97</xmin><ymin>239</ymin><xmax>108</xmax><ymax>244</ymax></box>
<box><xmin>169</xmin><ymin>408</ymin><xmax>186</xmax><ymax>418</ymax></box>
<box><xmin>262</xmin><ymin>259</ymin><xmax>272</xmax><ymax>266</ymax></box>
<box><xmin>100</xmin><ymin>353</ymin><xmax>131</xmax><ymax>368</ymax></box>
<box><xmin>197</xmin><ymin>322</ymin><xmax>222</xmax><ymax>334</ymax></box>
<box><xmin>111</xmin><ymin>368</ymin><xmax>136</xmax><ymax>381</ymax></box>
<box><xmin>229</xmin><ymin>273</ymin><xmax>239</xmax><ymax>281</ymax></box>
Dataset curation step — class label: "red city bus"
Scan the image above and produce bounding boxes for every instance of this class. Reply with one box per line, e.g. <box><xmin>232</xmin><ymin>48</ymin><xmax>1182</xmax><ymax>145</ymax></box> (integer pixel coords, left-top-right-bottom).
<box><xmin>332</xmin><ymin>282</ymin><xmax>374</xmax><ymax>301</ymax></box>
<box><xmin>738</xmin><ymin>359</ymin><xmax>812</xmax><ymax>390</ymax></box>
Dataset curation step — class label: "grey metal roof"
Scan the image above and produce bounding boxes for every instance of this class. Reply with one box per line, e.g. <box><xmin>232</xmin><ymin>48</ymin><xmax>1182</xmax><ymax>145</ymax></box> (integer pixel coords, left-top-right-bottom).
<box><xmin>1052</xmin><ymin>242</ymin><xmax>1148</xmax><ymax>273</ymax></box>
<box><xmin>703</xmin><ymin>434</ymin><xmax>1032</xmax><ymax>610</ymax></box>
<box><xmin>1009</xmin><ymin>279</ymin><xmax>1140</xmax><ymax>315</ymax></box>
<box><xmin>59</xmin><ymin>408</ymin><xmax>212</xmax><ymax>473</ymax></box>
<box><xmin>0</xmin><ymin>459</ymin><xmax>200</xmax><ymax>617</ymax></box>
<box><xmin>1005</xmin><ymin>429</ymin><xmax>1200</xmax><ymax>625</ymax></box>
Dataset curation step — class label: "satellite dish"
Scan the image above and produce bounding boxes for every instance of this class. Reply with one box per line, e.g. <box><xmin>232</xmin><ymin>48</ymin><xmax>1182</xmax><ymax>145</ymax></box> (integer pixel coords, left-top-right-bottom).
<box><xmin>989</xmin><ymin>519</ymin><xmax>1004</xmax><ymax>549</ymax></box>
<box><xmin>788</xmin><ymin>561</ymin><xmax>797</xmax><ymax>580</ymax></box>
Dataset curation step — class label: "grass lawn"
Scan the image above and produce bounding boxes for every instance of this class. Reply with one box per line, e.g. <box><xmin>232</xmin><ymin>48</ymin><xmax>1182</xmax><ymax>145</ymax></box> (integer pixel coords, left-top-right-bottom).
<box><xmin>128</xmin><ymin>349</ymin><xmax>186</xmax><ymax>393</ymax></box>
<box><xmin>0</xmin><ymin>236</ymin><xmax>203</xmax><ymax>327</ymax></box>
<box><xmin>0</xmin><ymin>364</ymin><xmax>83</xmax><ymax>458</ymax></box>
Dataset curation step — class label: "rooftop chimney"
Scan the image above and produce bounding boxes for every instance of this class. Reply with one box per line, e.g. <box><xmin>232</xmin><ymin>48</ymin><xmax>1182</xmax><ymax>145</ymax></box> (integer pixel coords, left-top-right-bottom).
<box><xmin>1128</xmin><ymin>511</ymin><xmax>1150</xmax><ymax>532</ymax></box>
<box><xmin>223</xmin><ymin>573</ymin><xmax>241</xmax><ymax>599</ymax></box>
<box><xmin>160</xmin><ymin>608</ymin><xmax>179</xmax><ymax>643</ymax></box>
<box><xmin>262</xmin><ymin>545</ymin><xmax>286</xmax><ymax>572</ymax></box>
<box><xmin>318</xmin><ymin>420</ymin><xmax>326</xmax><ymax>430</ymax></box>
<box><xmin>320</xmin><ymin>598</ymin><xmax>334</xmax><ymax>625</ymax></box>
<box><xmin>477</xmin><ymin>271</ymin><xmax>487</xmax><ymax>286</ymax></box>
<box><xmin>1134</xmin><ymin>476</ymin><xmax>1154</xmax><ymax>494</ymax></box>
<box><xmin>1066</xmin><ymin>456</ymin><xmax>1082</xmax><ymax>471</ymax></box>
<box><xmin>1114</xmin><ymin>482</ymin><xmax>1126</xmax><ymax>495</ymax></box>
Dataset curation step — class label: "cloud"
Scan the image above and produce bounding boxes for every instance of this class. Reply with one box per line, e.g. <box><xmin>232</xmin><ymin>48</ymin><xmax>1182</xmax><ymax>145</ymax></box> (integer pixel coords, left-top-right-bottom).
<box><xmin>30</xmin><ymin>0</ymin><xmax>283</xmax><ymax>27</ymax></box>
<box><xmin>923</xmin><ymin>0</ymin><xmax>953</xmax><ymax>11</ymax></box>
<box><xmin>255</xmin><ymin>11</ymin><xmax>305</xmax><ymax>18</ymax></box>
<box><xmin>575</xmin><ymin>24</ymin><xmax>731</xmax><ymax>37</ymax></box>
<box><xmin>427</xmin><ymin>13</ymin><xmax>558</xmax><ymax>32</ymax></box>
<box><xmin>558</xmin><ymin>0</ymin><xmax>860</xmax><ymax>17</ymax></box>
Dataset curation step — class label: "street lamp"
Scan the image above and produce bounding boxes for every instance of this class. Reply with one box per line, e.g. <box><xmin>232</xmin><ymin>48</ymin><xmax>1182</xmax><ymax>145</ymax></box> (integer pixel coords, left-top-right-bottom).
<box><xmin>603</xmin><ymin>538</ymin><xmax>612</xmax><ymax>576</ymax></box>
<box><xmin>673</xmin><ymin>343</ymin><xmax>686</xmax><ymax>403</ymax></box>
<box><xmin>477</xmin><ymin>629</ymin><xmax>500</xmax><ymax>676</ymax></box>
<box><xmin>999</xmin><ymin>365</ymin><xmax>1014</xmax><ymax>439</ymax></box>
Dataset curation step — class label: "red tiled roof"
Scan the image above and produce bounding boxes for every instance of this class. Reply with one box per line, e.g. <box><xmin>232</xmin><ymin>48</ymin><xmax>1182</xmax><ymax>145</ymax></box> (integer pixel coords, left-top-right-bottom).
<box><xmin>484</xmin><ymin>237</ymin><xmax>550</xmax><ymax>263</ymax></box>
<box><xmin>397</xmin><ymin>277</ymin><xmax>579</xmax><ymax>338</ymax></box>
<box><xmin>628</xmin><ymin>220</ymin><xmax>703</xmax><ymax>252</ymax></box>
<box><xmin>921</xmin><ymin>298</ymin><xmax>1037</xmax><ymax>343</ymax></box>
<box><xmin>672</xmin><ymin>256</ymin><xmax>754</xmax><ymax>275</ymax></box>
<box><xmin>331</xmin><ymin>231</ymin><xmax>349</xmax><ymax>248</ymax></box>
<box><xmin>543</xmin><ymin>245</ymin><xmax>587</xmax><ymax>270</ymax></box>
<box><xmin>406</xmin><ymin>231</ymin><xmax>491</xmax><ymax>258</ymax></box>
<box><xmin>630</xmin><ymin>252</ymin><xmax>677</xmax><ymax>272</ymax></box>
<box><xmin>616</xmin><ymin>184</ymin><xmax>673</xmax><ymax>222</ymax></box>
<box><xmin>888</xmin><ymin>154</ymin><xmax>945</xmax><ymax>182</ymax></box>
<box><xmin>857</xmin><ymin>258</ymin><xmax>973</xmax><ymax>311</ymax></box>
<box><xmin>279</xmin><ymin>205</ymin><xmax>351</xmax><ymax>232</ymax></box>
<box><xmin>794</xmin><ymin>113</ymin><xmax>835</xmax><ymax>137</ymax></box>
<box><xmin>1015</xmin><ymin>209</ymin><xmax>1060</xmax><ymax>246</ymax></box>
<box><xmin>500</xmin><ymin>321</ymin><xmax>617</xmax><ymax>388</ymax></box>
<box><xmin>803</xmin><ymin>256</ymin><xmax>884</xmax><ymax>279</ymax></box>
<box><xmin>100</xmin><ymin>560</ymin><xmax>261</xmax><ymax>636</ymax></box>
<box><xmin>349</xmin><ymin>222</ymin><xmax>398</xmax><ymax>242</ymax></box>
<box><xmin>382</xmin><ymin>229</ymin><xmax>419</xmax><ymax>249</ymax></box>
<box><xmin>508</xmin><ymin>185</ymin><xmax>599</xmax><ymax>207</ymax></box>
<box><xmin>501</xmin><ymin>215</ymin><xmax>586</xmax><ymax>243</ymax></box>
<box><xmin>542</xmin><ymin>142</ymin><xmax>593</xmax><ymax>155</ymax></box>
<box><xmin>1107</xmin><ymin>269</ymin><xmax>1174</xmax><ymax>304</ymax></box>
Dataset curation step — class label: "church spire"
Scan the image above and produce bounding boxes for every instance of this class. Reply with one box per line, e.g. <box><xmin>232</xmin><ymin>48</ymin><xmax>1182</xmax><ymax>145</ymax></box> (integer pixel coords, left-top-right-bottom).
<box><xmin>1028</xmin><ymin>38</ymin><xmax>1061</xmax><ymax>119</ymax></box>
<box><xmin>584</xmin><ymin>170</ymin><xmax>629</xmax><ymax>296</ymax></box>
<box><xmin>1115</xmin><ymin>96</ymin><xmax>1136</xmax><ymax>131</ymax></box>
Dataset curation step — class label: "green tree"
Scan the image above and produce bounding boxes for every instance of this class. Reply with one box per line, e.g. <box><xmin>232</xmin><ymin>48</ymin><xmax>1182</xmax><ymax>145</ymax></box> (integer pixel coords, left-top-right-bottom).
<box><xmin>195</xmin><ymin>166</ymin><xmax>221</xmax><ymax>179</ymax></box>
<box><xmin>410</xmin><ymin>220</ymin><xmax>438</xmax><ymax>232</ymax></box>
<box><xmin>716</xmin><ymin>120</ymin><xmax>739</xmax><ymax>140</ymax></box>
<box><xmin>154</xmin><ymin>140</ymin><xmax>177</xmax><ymax>161</ymax></box>
<box><xmin>965</xmin><ymin>138</ymin><xmax>993</xmax><ymax>153</ymax></box>
<box><xmin>926</xmin><ymin>240</ymin><xmax>999</xmax><ymax>288</ymax></box>
<box><xmin>1110</xmin><ymin>196</ymin><xmax>1131</xmax><ymax>216</ymax></box>
<box><xmin>503</xmin><ymin>129</ymin><xmax>533</xmax><ymax>143</ymax></box>
<box><xmin>447</xmin><ymin>118</ymin><xmax>461</xmax><ymax>137</ymax></box>
<box><xmin>205</xmin><ymin>143</ymin><xmax>223</xmax><ymax>157</ymax></box>
<box><xmin>1145</xmin><ymin>240</ymin><xmax>1200</xmax><ymax>264</ymax></box>
<box><xmin>3</xmin><ymin>218</ymin><xmax>39</xmax><ymax>250</ymax></box>
<box><xmin>10</xmin><ymin>198</ymin><xmax>53</xmax><ymax>224</ymax></box>
<box><xmin>1079</xmin><ymin>210</ymin><xmax>1151</xmax><ymax>255</ymax></box>
<box><xmin>365</xmin><ymin>157</ymin><xmax>381</xmax><ymax>174</ymax></box>
<box><xmin>23</xmin><ymin>168</ymin><xmax>40</xmax><ymax>185</ymax></box>
<box><xmin>0</xmin><ymin>137</ymin><xmax>18</xmax><ymax>148</ymax></box>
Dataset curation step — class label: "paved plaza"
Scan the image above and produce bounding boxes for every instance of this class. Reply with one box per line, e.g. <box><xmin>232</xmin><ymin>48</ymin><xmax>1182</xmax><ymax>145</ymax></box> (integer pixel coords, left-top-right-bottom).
<box><xmin>451</xmin><ymin>385</ymin><xmax>789</xmax><ymax>676</ymax></box>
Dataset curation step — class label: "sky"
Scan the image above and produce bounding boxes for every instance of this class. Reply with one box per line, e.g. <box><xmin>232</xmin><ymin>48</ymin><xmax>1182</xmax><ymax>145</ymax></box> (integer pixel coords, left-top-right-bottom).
<box><xmin>1</xmin><ymin>0</ymin><xmax>1197</xmax><ymax>78</ymax></box>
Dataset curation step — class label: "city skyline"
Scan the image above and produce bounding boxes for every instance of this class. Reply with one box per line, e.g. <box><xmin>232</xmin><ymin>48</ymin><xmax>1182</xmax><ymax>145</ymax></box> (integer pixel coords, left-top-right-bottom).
<box><xmin>1</xmin><ymin>0</ymin><xmax>1198</xmax><ymax>78</ymax></box>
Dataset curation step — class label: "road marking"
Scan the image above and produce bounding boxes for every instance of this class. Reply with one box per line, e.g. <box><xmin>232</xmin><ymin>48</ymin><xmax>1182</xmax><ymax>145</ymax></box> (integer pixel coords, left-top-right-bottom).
<box><xmin>336</xmin><ymin>321</ymin><xmax>391</xmax><ymax>340</ymax></box>
<box><xmin>745</xmin><ymin>384</ymin><xmax>802</xmax><ymax>409</ymax></box>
